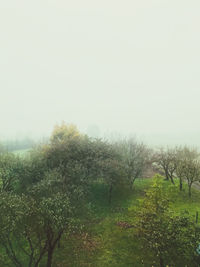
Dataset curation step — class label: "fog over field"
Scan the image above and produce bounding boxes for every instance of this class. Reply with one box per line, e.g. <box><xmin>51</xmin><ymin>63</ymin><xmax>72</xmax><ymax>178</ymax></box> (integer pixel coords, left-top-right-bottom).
<box><xmin>0</xmin><ymin>0</ymin><xmax>200</xmax><ymax>146</ymax></box>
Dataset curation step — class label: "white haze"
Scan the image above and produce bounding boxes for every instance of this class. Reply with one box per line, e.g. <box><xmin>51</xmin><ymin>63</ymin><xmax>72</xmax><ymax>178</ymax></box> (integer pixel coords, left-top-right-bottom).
<box><xmin>0</xmin><ymin>0</ymin><xmax>200</xmax><ymax>146</ymax></box>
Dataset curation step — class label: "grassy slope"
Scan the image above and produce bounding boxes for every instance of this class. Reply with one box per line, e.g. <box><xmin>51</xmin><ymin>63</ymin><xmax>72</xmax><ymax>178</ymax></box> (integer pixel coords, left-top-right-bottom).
<box><xmin>54</xmin><ymin>178</ymin><xmax>200</xmax><ymax>267</ymax></box>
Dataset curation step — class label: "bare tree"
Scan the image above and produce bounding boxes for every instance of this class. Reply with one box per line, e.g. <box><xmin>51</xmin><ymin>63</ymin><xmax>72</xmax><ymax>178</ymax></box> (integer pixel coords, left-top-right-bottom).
<box><xmin>116</xmin><ymin>138</ymin><xmax>151</xmax><ymax>187</ymax></box>
<box><xmin>176</xmin><ymin>147</ymin><xmax>200</xmax><ymax>197</ymax></box>
<box><xmin>154</xmin><ymin>147</ymin><xmax>178</xmax><ymax>184</ymax></box>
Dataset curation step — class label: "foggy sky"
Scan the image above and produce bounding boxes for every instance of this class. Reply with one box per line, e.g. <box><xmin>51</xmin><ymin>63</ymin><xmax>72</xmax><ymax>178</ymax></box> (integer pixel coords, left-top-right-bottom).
<box><xmin>0</xmin><ymin>1</ymin><xmax>200</xmax><ymax>145</ymax></box>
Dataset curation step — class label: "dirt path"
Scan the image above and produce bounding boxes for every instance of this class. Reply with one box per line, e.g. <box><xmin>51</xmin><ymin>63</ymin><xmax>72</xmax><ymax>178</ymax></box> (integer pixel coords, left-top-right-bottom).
<box><xmin>192</xmin><ymin>182</ymin><xmax>200</xmax><ymax>191</ymax></box>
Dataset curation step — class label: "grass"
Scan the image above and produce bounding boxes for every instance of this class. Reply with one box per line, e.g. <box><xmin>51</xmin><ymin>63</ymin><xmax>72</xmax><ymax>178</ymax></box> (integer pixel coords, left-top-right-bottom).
<box><xmin>163</xmin><ymin>179</ymin><xmax>200</xmax><ymax>222</ymax></box>
<box><xmin>53</xmin><ymin>177</ymin><xmax>200</xmax><ymax>266</ymax></box>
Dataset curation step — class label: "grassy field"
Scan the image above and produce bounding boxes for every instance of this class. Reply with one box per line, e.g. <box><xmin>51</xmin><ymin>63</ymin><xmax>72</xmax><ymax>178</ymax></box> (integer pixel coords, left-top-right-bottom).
<box><xmin>53</xmin><ymin>177</ymin><xmax>200</xmax><ymax>267</ymax></box>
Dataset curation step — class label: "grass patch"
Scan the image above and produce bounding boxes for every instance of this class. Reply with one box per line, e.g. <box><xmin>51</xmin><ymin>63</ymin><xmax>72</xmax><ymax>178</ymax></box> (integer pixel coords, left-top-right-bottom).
<box><xmin>54</xmin><ymin>177</ymin><xmax>200</xmax><ymax>266</ymax></box>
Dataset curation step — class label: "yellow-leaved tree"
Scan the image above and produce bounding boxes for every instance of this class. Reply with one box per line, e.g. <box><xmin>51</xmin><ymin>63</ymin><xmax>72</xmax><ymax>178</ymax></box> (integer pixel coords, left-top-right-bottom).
<box><xmin>50</xmin><ymin>122</ymin><xmax>81</xmax><ymax>144</ymax></box>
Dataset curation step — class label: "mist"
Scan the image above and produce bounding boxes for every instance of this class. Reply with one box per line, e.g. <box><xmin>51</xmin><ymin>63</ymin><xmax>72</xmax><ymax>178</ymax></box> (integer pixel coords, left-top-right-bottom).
<box><xmin>0</xmin><ymin>0</ymin><xmax>200</xmax><ymax>146</ymax></box>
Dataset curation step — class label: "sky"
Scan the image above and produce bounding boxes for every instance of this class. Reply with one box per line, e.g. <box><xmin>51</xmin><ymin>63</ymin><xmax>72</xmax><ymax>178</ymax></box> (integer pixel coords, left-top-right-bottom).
<box><xmin>0</xmin><ymin>0</ymin><xmax>200</xmax><ymax>145</ymax></box>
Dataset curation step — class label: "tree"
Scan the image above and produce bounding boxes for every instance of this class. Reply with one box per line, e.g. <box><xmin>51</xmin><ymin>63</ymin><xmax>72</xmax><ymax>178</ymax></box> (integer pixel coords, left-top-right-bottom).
<box><xmin>90</xmin><ymin>139</ymin><xmax>128</xmax><ymax>204</ymax></box>
<box><xmin>177</xmin><ymin>158</ymin><xmax>200</xmax><ymax>197</ymax></box>
<box><xmin>176</xmin><ymin>146</ymin><xmax>200</xmax><ymax>194</ymax></box>
<box><xmin>46</xmin><ymin>124</ymin><xmax>128</xmax><ymax>203</ymax></box>
<box><xmin>17</xmin><ymin>147</ymin><xmax>48</xmax><ymax>193</ymax></box>
<box><xmin>0</xmin><ymin>153</ymin><xmax>24</xmax><ymax>192</ymax></box>
<box><xmin>0</xmin><ymin>170</ymin><xmax>85</xmax><ymax>267</ymax></box>
<box><xmin>50</xmin><ymin>122</ymin><xmax>81</xmax><ymax>144</ymax></box>
<box><xmin>136</xmin><ymin>178</ymin><xmax>200</xmax><ymax>266</ymax></box>
<box><xmin>116</xmin><ymin>138</ymin><xmax>151</xmax><ymax>187</ymax></box>
<box><xmin>100</xmin><ymin>157</ymin><xmax>126</xmax><ymax>204</ymax></box>
<box><xmin>29</xmin><ymin>171</ymin><xmax>79</xmax><ymax>267</ymax></box>
<box><xmin>154</xmin><ymin>147</ymin><xmax>178</xmax><ymax>184</ymax></box>
<box><xmin>0</xmin><ymin>124</ymin><xmax>91</xmax><ymax>267</ymax></box>
<box><xmin>0</xmin><ymin>192</ymin><xmax>45</xmax><ymax>267</ymax></box>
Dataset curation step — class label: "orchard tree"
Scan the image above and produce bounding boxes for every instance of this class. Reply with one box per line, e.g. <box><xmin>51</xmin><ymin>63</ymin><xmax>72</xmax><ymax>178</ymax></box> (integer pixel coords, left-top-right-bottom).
<box><xmin>90</xmin><ymin>139</ymin><xmax>128</xmax><ymax>203</ymax></box>
<box><xmin>100</xmin><ymin>157</ymin><xmax>126</xmax><ymax>204</ymax></box>
<box><xmin>0</xmin><ymin>192</ymin><xmax>46</xmax><ymax>267</ymax></box>
<box><xmin>177</xmin><ymin>158</ymin><xmax>200</xmax><ymax>197</ymax></box>
<box><xmin>116</xmin><ymin>138</ymin><xmax>151</xmax><ymax>187</ymax></box>
<box><xmin>154</xmin><ymin>147</ymin><xmax>178</xmax><ymax>184</ymax></box>
<box><xmin>45</xmin><ymin>123</ymin><xmax>128</xmax><ymax>203</ymax></box>
<box><xmin>176</xmin><ymin>146</ymin><xmax>200</xmax><ymax>193</ymax></box>
<box><xmin>29</xmin><ymin>171</ymin><xmax>82</xmax><ymax>267</ymax></box>
<box><xmin>0</xmin><ymin>170</ymin><xmax>85</xmax><ymax>267</ymax></box>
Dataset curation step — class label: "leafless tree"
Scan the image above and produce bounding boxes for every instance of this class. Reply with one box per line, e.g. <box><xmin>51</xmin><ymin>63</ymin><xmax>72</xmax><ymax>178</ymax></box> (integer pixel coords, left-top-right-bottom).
<box><xmin>176</xmin><ymin>146</ymin><xmax>200</xmax><ymax>196</ymax></box>
<box><xmin>116</xmin><ymin>138</ymin><xmax>152</xmax><ymax>187</ymax></box>
<box><xmin>153</xmin><ymin>147</ymin><xmax>178</xmax><ymax>184</ymax></box>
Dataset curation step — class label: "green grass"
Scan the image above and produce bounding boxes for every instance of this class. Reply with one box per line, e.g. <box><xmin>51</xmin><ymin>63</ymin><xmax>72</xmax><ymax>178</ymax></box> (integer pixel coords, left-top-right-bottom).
<box><xmin>161</xmin><ymin>179</ymin><xmax>200</xmax><ymax>220</ymax></box>
<box><xmin>53</xmin><ymin>177</ymin><xmax>200</xmax><ymax>267</ymax></box>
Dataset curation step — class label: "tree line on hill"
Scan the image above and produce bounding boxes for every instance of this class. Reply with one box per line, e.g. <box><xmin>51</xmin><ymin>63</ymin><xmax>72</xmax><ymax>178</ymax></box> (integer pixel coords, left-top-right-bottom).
<box><xmin>0</xmin><ymin>137</ymin><xmax>36</xmax><ymax>152</ymax></box>
<box><xmin>0</xmin><ymin>122</ymin><xmax>200</xmax><ymax>266</ymax></box>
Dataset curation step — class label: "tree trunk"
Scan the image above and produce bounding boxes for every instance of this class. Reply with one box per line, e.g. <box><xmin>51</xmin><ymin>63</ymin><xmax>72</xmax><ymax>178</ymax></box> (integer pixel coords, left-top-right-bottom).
<box><xmin>164</xmin><ymin>173</ymin><xmax>169</xmax><ymax>180</ymax></box>
<box><xmin>179</xmin><ymin>178</ymin><xmax>183</xmax><ymax>191</ymax></box>
<box><xmin>46</xmin><ymin>248</ymin><xmax>53</xmax><ymax>267</ymax></box>
<box><xmin>108</xmin><ymin>184</ymin><xmax>113</xmax><ymax>204</ymax></box>
<box><xmin>188</xmin><ymin>184</ymin><xmax>192</xmax><ymax>198</ymax></box>
<box><xmin>196</xmin><ymin>211</ymin><xmax>199</xmax><ymax>224</ymax></box>
<box><xmin>34</xmin><ymin>244</ymin><xmax>47</xmax><ymax>267</ymax></box>
<box><xmin>164</xmin><ymin>168</ymin><xmax>169</xmax><ymax>181</ymax></box>
<box><xmin>132</xmin><ymin>177</ymin><xmax>137</xmax><ymax>189</ymax></box>
<box><xmin>46</xmin><ymin>231</ymin><xmax>63</xmax><ymax>267</ymax></box>
<box><xmin>159</xmin><ymin>256</ymin><xmax>164</xmax><ymax>267</ymax></box>
<box><xmin>169</xmin><ymin>176</ymin><xmax>175</xmax><ymax>184</ymax></box>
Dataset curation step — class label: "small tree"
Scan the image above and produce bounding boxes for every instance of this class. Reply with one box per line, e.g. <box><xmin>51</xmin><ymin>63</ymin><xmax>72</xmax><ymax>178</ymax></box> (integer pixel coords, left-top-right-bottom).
<box><xmin>177</xmin><ymin>158</ymin><xmax>200</xmax><ymax>197</ymax></box>
<box><xmin>176</xmin><ymin>147</ymin><xmax>200</xmax><ymax>197</ymax></box>
<box><xmin>154</xmin><ymin>147</ymin><xmax>178</xmax><ymax>184</ymax></box>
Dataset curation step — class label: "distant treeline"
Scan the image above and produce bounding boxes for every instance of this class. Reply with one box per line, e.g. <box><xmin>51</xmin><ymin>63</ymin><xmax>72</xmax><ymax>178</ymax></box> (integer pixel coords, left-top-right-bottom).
<box><xmin>1</xmin><ymin>137</ymin><xmax>35</xmax><ymax>152</ymax></box>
